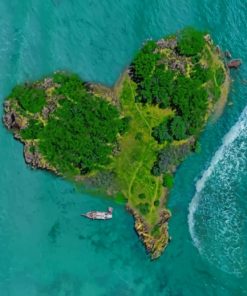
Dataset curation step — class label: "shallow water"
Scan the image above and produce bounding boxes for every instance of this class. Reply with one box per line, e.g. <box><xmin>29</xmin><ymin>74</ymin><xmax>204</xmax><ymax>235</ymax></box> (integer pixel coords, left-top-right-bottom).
<box><xmin>0</xmin><ymin>1</ymin><xmax>247</xmax><ymax>295</ymax></box>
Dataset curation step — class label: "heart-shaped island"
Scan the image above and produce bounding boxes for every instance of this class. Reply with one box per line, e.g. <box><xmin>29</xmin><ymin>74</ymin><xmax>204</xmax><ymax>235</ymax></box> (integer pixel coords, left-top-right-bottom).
<box><xmin>3</xmin><ymin>28</ymin><xmax>230</xmax><ymax>259</ymax></box>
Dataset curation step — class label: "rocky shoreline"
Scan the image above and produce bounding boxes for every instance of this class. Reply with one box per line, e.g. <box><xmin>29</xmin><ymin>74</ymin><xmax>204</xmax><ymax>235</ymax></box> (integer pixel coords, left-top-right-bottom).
<box><xmin>127</xmin><ymin>205</ymin><xmax>171</xmax><ymax>259</ymax></box>
<box><xmin>3</xmin><ymin>98</ymin><xmax>57</xmax><ymax>173</ymax></box>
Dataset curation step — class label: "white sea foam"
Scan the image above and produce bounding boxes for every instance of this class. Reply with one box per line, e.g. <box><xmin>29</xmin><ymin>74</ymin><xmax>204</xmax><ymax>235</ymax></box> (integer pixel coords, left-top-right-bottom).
<box><xmin>188</xmin><ymin>106</ymin><xmax>247</xmax><ymax>275</ymax></box>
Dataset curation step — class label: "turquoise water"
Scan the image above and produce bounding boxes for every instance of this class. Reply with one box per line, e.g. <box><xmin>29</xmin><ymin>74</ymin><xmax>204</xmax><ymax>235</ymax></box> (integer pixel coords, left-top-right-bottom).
<box><xmin>0</xmin><ymin>0</ymin><xmax>247</xmax><ymax>295</ymax></box>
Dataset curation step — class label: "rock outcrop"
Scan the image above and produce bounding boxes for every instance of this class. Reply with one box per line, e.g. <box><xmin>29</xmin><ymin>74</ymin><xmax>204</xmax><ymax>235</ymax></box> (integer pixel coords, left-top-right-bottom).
<box><xmin>127</xmin><ymin>205</ymin><xmax>171</xmax><ymax>259</ymax></box>
<box><xmin>3</xmin><ymin>101</ymin><xmax>27</xmax><ymax>131</ymax></box>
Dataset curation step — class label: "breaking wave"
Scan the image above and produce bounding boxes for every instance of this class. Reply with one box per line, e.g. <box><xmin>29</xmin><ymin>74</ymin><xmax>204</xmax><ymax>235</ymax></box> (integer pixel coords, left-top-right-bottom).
<box><xmin>188</xmin><ymin>106</ymin><xmax>247</xmax><ymax>276</ymax></box>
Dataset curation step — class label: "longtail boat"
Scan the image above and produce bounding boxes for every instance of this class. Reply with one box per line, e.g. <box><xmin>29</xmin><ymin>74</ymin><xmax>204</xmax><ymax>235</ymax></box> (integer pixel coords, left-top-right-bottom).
<box><xmin>81</xmin><ymin>207</ymin><xmax>113</xmax><ymax>220</ymax></box>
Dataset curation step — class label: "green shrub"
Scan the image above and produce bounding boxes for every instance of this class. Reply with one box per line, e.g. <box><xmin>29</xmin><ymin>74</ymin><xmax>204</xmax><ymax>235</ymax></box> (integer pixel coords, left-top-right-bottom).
<box><xmin>115</xmin><ymin>193</ymin><xmax>128</xmax><ymax>204</ymax></box>
<box><xmin>163</xmin><ymin>173</ymin><xmax>174</xmax><ymax>189</ymax></box>
<box><xmin>154</xmin><ymin>200</ymin><xmax>160</xmax><ymax>207</ymax></box>
<box><xmin>177</xmin><ymin>27</ymin><xmax>206</xmax><ymax>56</ymax></box>
<box><xmin>151</xmin><ymin>224</ymin><xmax>161</xmax><ymax>237</ymax></box>
<box><xmin>151</xmin><ymin>163</ymin><xmax>161</xmax><ymax>176</ymax></box>
<box><xmin>29</xmin><ymin>146</ymin><xmax>36</xmax><ymax>153</ymax></box>
<box><xmin>191</xmin><ymin>64</ymin><xmax>213</xmax><ymax>83</ymax></box>
<box><xmin>138</xmin><ymin>193</ymin><xmax>146</xmax><ymax>200</ymax></box>
<box><xmin>137</xmin><ymin>203</ymin><xmax>150</xmax><ymax>215</ymax></box>
<box><xmin>152</xmin><ymin>119</ymin><xmax>172</xmax><ymax>144</ymax></box>
<box><xmin>215</xmin><ymin>67</ymin><xmax>225</xmax><ymax>86</ymax></box>
<box><xmin>211</xmin><ymin>85</ymin><xmax>221</xmax><ymax>102</ymax></box>
<box><xmin>142</xmin><ymin>40</ymin><xmax>157</xmax><ymax>54</ymax></box>
<box><xmin>119</xmin><ymin>116</ymin><xmax>131</xmax><ymax>134</ymax></box>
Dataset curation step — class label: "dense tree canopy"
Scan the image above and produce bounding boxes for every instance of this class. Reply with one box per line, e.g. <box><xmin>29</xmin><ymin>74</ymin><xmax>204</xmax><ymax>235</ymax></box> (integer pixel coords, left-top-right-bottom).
<box><xmin>170</xmin><ymin>116</ymin><xmax>187</xmax><ymax>140</ymax></box>
<box><xmin>10</xmin><ymin>85</ymin><xmax>46</xmax><ymax>113</ymax></box>
<box><xmin>172</xmin><ymin>75</ymin><xmax>208</xmax><ymax>135</ymax></box>
<box><xmin>133</xmin><ymin>45</ymin><xmax>175</xmax><ymax>106</ymax></box>
<box><xmin>132</xmin><ymin>40</ymin><xmax>159</xmax><ymax>82</ymax></box>
<box><xmin>20</xmin><ymin>119</ymin><xmax>44</xmax><ymax>140</ymax></box>
<box><xmin>13</xmin><ymin>73</ymin><xmax>125</xmax><ymax>176</ymax></box>
<box><xmin>130</xmin><ymin>28</ymin><xmax>215</xmax><ymax>145</ymax></box>
<box><xmin>177</xmin><ymin>27</ymin><xmax>206</xmax><ymax>56</ymax></box>
<box><xmin>152</xmin><ymin>119</ymin><xmax>172</xmax><ymax>143</ymax></box>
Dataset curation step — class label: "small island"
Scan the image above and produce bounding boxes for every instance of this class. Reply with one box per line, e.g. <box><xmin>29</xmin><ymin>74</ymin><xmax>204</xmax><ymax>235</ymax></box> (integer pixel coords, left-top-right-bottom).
<box><xmin>3</xmin><ymin>28</ymin><xmax>230</xmax><ymax>259</ymax></box>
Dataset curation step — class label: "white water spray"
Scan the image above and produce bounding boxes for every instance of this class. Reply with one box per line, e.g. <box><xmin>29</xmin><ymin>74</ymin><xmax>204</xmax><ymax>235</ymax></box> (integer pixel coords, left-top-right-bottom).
<box><xmin>188</xmin><ymin>106</ymin><xmax>247</xmax><ymax>275</ymax></box>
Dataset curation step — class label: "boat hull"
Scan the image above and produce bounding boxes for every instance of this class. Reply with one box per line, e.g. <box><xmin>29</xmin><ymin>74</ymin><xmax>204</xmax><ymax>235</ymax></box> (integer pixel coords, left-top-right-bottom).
<box><xmin>81</xmin><ymin>207</ymin><xmax>113</xmax><ymax>220</ymax></box>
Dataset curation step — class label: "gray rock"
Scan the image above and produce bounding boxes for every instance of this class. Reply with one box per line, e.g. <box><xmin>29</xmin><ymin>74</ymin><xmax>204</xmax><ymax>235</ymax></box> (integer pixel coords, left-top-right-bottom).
<box><xmin>157</xmin><ymin>38</ymin><xmax>177</xmax><ymax>50</ymax></box>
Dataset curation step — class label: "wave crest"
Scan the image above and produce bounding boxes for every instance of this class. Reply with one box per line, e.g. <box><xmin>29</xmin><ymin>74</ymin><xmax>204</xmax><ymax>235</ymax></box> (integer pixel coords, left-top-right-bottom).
<box><xmin>188</xmin><ymin>106</ymin><xmax>247</xmax><ymax>276</ymax></box>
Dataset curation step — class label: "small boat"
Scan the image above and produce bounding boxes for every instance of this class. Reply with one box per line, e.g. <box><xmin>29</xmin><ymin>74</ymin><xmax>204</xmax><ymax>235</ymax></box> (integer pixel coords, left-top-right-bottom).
<box><xmin>227</xmin><ymin>59</ymin><xmax>242</xmax><ymax>69</ymax></box>
<box><xmin>81</xmin><ymin>207</ymin><xmax>113</xmax><ymax>220</ymax></box>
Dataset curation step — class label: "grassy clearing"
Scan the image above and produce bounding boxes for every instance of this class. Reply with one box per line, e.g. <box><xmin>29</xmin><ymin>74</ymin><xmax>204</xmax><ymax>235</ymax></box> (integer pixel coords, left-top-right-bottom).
<box><xmin>111</xmin><ymin>75</ymin><xmax>172</xmax><ymax>225</ymax></box>
<box><xmin>201</xmin><ymin>43</ymin><xmax>230</xmax><ymax>118</ymax></box>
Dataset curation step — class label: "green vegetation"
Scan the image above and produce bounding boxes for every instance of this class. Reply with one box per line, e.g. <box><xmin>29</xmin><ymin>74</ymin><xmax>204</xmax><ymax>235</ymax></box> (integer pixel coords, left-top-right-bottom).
<box><xmin>170</xmin><ymin>116</ymin><xmax>187</xmax><ymax>140</ymax></box>
<box><xmin>163</xmin><ymin>173</ymin><xmax>174</xmax><ymax>189</ymax></box>
<box><xmin>171</xmin><ymin>76</ymin><xmax>208</xmax><ymax>135</ymax></box>
<box><xmin>115</xmin><ymin>192</ymin><xmax>128</xmax><ymax>204</ymax></box>
<box><xmin>4</xmin><ymin>27</ymin><xmax>228</xmax><ymax>259</ymax></box>
<box><xmin>215</xmin><ymin>67</ymin><xmax>225</xmax><ymax>86</ymax></box>
<box><xmin>10</xmin><ymin>85</ymin><xmax>46</xmax><ymax>113</ymax></box>
<box><xmin>131</xmin><ymin>40</ymin><xmax>159</xmax><ymax>82</ymax></box>
<box><xmin>131</xmin><ymin>27</ymin><xmax>219</xmax><ymax>144</ymax></box>
<box><xmin>152</xmin><ymin>118</ymin><xmax>172</xmax><ymax>143</ymax></box>
<box><xmin>39</xmin><ymin>77</ymin><xmax>123</xmax><ymax>175</ymax></box>
<box><xmin>152</xmin><ymin>142</ymin><xmax>194</xmax><ymax>176</ymax></box>
<box><xmin>177</xmin><ymin>27</ymin><xmax>206</xmax><ymax>56</ymax></box>
<box><xmin>152</xmin><ymin>116</ymin><xmax>187</xmax><ymax>143</ymax></box>
<box><xmin>111</xmin><ymin>76</ymin><xmax>168</xmax><ymax>225</ymax></box>
<box><xmin>9</xmin><ymin>73</ymin><xmax>124</xmax><ymax>176</ymax></box>
<box><xmin>20</xmin><ymin>119</ymin><xmax>43</xmax><ymax>140</ymax></box>
<box><xmin>137</xmin><ymin>203</ymin><xmax>150</xmax><ymax>215</ymax></box>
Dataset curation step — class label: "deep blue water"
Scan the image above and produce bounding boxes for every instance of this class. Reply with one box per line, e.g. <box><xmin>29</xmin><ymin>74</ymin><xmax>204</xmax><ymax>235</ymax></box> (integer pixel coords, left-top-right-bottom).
<box><xmin>0</xmin><ymin>1</ymin><xmax>247</xmax><ymax>295</ymax></box>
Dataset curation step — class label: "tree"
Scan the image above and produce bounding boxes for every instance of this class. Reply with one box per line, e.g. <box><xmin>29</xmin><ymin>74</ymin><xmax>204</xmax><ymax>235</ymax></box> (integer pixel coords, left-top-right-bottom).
<box><xmin>169</xmin><ymin>116</ymin><xmax>187</xmax><ymax>140</ymax></box>
<box><xmin>171</xmin><ymin>75</ymin><xmax>208</xmax><ymax>136</ymax></box>
<box><xmin>177</xmin><ymin>27</ymin><xmax>206</xmax><ymax>56</ymax></box>
<box><xmin>191</xmin><ymin>64</ymin><xmax>212</xmax><ymax>83</ymax></box>
<box><xmin>138</xmin><ymin>193</ymin><xmax>146</xmax><ymax>200</ymax></box>
<box><xmin>152</xmin><ymin>119</ymin><xmax>172</xmax><ymax>143</ymax></box>
<box><xmin>20</xmin><ymin>119</ymin><xmax>43</xmax><ymax>140</ymax></box>
<box><xmin>150</xmin><ymin>66</ymin><xmax>175</xmax><ymax>107</ymax></box>
<box><xmin>10</xmin><ymin>85</ymin><xmax>46</xmax><ymax>113</ymax></box>
<box><xmin>132</xmin><ymin>41</ymin><xmax>159</xmax><ymax>82</ymax></box>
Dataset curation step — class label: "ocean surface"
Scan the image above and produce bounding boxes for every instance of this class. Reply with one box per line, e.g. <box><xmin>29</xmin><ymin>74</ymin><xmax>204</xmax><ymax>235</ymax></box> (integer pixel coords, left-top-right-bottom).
<box><xmin>0</xmin><ymin>0</ymin><xmax>246</xmax><ymax>295</ymax></box>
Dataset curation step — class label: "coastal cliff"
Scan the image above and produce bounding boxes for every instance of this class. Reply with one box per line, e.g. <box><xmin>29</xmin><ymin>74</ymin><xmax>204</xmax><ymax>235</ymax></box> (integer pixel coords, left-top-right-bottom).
<box><xmin>3</xmin><ymin>28</ymin><xmax>229</xmax><ymax>259</ymax></box>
